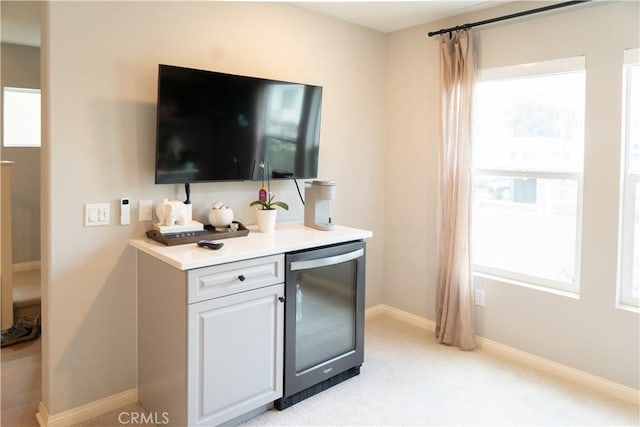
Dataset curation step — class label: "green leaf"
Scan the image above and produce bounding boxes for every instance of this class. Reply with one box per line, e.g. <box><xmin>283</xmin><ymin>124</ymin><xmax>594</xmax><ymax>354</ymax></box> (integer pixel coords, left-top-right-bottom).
<box><xmin>250</xmin><ymin>195</ymin><xmax>288</xmax><ymax>210</ymax></box>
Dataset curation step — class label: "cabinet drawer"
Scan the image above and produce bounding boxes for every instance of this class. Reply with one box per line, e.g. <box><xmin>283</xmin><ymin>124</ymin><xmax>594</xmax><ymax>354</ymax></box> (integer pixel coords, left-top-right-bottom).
<box><xmin>187</xmin><ymin>254</ymin><xmax>284</xmax><ymax>304</ymax></box>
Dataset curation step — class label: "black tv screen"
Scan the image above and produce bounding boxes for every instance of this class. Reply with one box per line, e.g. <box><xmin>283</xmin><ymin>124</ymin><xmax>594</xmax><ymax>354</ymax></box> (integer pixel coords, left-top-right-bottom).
<box><xmin>155</xmin><ymin>64</ymin><xmax>323</xmax><ymax>183</ymax></box>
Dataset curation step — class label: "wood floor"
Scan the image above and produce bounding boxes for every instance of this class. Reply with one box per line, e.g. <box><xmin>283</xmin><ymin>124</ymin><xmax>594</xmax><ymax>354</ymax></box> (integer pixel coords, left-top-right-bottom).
<box><xmin>1</xmin><ymin>268</ymin><xmax>42</xmax><ymax>427</ymax></box>
<box><xmin>1</xmin><ymin>337</ymin><xmax>41</xmax><ymax>427</ymax></box>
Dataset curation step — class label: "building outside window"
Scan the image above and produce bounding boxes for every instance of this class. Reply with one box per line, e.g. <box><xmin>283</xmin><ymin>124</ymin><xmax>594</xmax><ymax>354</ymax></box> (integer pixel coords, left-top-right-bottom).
<box><xmin>619</xmin><ymin>48</ymin><xmax>640</xmax><ymax>308</ymax></box>
<box><xmin>472</xmin><ymin>57</ymin><xmax>586</xmax><ymax>293</ymax></box>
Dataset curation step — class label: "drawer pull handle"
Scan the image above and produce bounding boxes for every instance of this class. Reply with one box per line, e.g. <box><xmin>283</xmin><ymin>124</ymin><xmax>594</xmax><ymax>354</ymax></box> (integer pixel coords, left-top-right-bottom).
<box><xmin>238</xmin><ymin>275</ymin><xmax>246</xmax><ymax>282</ymax></box>
<box><xmin>278</xmin><ymin>296</ymin><xmax>285</xmax><ymax>303</ymax></box>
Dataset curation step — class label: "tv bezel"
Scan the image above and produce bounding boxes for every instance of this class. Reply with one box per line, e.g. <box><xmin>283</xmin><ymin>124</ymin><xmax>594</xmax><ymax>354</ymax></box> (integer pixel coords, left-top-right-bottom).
<box><xmin>154</xmin><ymin>64</ymin><xmax>323</xmax><ymax>184</ymax></box>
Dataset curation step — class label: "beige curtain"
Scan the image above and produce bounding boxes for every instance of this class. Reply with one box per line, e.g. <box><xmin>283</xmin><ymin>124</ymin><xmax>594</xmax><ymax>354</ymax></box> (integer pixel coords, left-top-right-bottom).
<box><xmin>435</xmin><ymin>30</ymin><xmax>476</xmax><ymax>351</ymax></box>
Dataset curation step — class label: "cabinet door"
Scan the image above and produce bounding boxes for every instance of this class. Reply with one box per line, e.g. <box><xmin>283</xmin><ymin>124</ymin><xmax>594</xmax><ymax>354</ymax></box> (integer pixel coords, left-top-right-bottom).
<box><xmin>188</xmin><ymin>283</ymin><xmax>284</xmax><ymax>426</ymax></box>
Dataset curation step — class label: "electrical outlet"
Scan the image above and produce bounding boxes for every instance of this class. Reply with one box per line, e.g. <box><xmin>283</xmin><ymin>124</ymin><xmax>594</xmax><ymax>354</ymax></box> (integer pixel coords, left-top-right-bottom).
<box><xmin>139</xmin><ymin>200</ymin><xmax>153</xmax><ymax>221</ymax></box>
<box><xmin>475</xmin><ymin>289</ymin><xmax>485</xmax><ymax>307</ymax></box>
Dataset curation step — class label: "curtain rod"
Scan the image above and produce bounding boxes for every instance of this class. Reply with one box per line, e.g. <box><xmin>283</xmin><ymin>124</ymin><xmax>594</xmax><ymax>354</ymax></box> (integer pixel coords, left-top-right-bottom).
<box><xmin>427</xmin><ymin>0</ymin><xmax>591</xmax><ymax>37</ymax></box>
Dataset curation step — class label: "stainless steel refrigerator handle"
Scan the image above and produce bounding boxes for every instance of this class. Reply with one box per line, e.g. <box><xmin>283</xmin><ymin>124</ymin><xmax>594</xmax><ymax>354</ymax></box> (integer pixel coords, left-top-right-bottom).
<box><xmin>290</xmin><ymin>248</ymin><xmax>364</xmax><ymax>271</ymax></box>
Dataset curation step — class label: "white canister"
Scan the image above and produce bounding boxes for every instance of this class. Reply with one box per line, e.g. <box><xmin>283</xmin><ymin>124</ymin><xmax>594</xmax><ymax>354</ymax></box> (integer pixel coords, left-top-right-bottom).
<box><xmin>208</xmin><ymin>201</ymin><xmax>234</xmax><ymax>227</ymax></box>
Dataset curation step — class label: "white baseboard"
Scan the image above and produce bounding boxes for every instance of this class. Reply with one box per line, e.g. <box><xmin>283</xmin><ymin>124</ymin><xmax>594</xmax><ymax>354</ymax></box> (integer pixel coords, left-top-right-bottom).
<box><xmin>365</xmin><ymin>304</ymin><xmax>639</xmax><ymax>405</ymax></box>
<box><xmin>36</xmin><ymin>388</ymin><xmax>138</xmax><ymax>427</ymax></box>
<box><xmin>474</xmin><ymin>336</ymin><xmax>640</xmax><ymax>405</ymax></box>
<box><xmin>364</xmin><ymin>304</ymin><xmax>386</xmax><ymax>319</ymax></box>
<box><xmin>13</xmin><ymin>260</ymin><xmax>40</xmax><ymax>272</ymax></box>
<box><xmin>366</xmin><ymin>304</ymin><xmax>436</xmax><ymax>332</ymax></box>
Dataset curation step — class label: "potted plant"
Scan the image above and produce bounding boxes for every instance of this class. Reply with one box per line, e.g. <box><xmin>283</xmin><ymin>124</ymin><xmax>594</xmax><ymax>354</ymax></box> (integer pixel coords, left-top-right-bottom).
<box><xmin>250</xmin><ymin>194</ymin><xmax>289</xmax><ymax>211</ymax></box>
<box><xmin>250</xmin><ymin>162</ymin><xmax>289</xmax><ymax>233</ymax></box>
<box><xmin>250</xmin><ymin>194</ymin><xmax>289</xmax><ymax>233</ymax></box>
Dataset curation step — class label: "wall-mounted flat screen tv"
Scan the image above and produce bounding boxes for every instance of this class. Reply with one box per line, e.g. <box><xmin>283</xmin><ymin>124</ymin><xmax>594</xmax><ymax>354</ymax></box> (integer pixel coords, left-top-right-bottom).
<box><xmin>155</xmin><ymin>64</ymin><xmax>323</xmax><ymax>184</ymax></box>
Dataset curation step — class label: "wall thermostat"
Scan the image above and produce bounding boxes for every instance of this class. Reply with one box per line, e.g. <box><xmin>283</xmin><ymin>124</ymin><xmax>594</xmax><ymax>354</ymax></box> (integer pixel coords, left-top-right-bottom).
<box><xmin>120</xmin><ymin>197</ymin><xmax>131</xmax><ymax>225</ymax></box>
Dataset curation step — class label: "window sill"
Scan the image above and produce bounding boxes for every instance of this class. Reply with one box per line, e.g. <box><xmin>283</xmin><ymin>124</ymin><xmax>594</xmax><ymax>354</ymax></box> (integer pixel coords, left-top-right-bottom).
<box><xmin>473</xmin><ymin>271</ymin><xmax>580</xmax><ymax>300</ymax></box>
<box><xmin>615</xmin><ymin>302</ymin><xmax>640</xmax><ymax>314</ymax></box>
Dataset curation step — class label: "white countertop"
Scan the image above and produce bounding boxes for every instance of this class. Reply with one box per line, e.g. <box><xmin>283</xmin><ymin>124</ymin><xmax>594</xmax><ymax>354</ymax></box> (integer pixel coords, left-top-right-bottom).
<box><xmin>130</xmin><ymin>221</ymin><xmax>373</xmax><ymax>270</ymax></box>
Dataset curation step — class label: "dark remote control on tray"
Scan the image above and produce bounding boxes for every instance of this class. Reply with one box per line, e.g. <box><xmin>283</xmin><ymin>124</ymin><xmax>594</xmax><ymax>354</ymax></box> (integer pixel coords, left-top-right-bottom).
<box><xmin>196</xmin><ymin>240</ymin><xmax>224</xmax><ymax>250</ymax></box>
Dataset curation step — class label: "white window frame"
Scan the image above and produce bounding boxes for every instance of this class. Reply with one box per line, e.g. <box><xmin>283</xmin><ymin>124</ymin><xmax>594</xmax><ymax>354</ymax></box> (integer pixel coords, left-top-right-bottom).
<box><xmin>473</xmin><ymin>56</ymin><xmax>586</xmax><ymax>294</ymax></box>
<box><xmin>2</xmin><ymin>86</ymin><xmax>41</xmax><ymax>148</ymax></box>
<box><xmin>618</xmin><ymin>48</ymin><xmax>640</xmax><ymax>309</ymax></box>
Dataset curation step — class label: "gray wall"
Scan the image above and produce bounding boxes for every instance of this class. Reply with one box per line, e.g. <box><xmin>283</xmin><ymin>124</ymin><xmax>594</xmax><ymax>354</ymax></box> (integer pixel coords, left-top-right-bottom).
<box><xmin>0</xmin><ymin>42</ymin><xmax>41</xmax><ymax>264</ymax></box>
<box><xmin>42</xmin><ymin>1</ymin><xmax>386</xmax><ymax>415</ymax></box>
<box><xmin>385</xmin><ymin>1</ymin><xmax>639</xmax><ymax>390</ymax></box>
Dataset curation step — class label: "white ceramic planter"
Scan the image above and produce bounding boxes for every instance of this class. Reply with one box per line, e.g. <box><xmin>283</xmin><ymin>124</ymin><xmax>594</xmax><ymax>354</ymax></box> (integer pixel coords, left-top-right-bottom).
<box><xmin>256</xmin><ymin>209</ymin><xmax>277</xmax><ymax>233</ymax></box>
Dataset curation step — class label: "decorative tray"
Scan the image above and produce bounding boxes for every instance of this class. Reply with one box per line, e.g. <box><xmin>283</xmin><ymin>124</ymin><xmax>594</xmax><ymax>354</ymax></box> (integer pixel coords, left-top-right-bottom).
<box><xmin>146</xmin><ymin>221</ymin><xmax>249</xmax><ymax>246</ymax></box>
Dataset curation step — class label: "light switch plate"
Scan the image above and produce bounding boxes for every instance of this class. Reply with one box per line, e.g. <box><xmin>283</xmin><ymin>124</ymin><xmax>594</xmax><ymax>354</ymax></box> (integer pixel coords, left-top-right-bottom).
<box><xmin>85</xmin><ymin>203</ymin><xmax>110</xmax><ymax>226</ymax></box>
<box><xmin>139</xmin><ymin>200</ymin><xmax>153</xmax><ymax>221</ymax></box>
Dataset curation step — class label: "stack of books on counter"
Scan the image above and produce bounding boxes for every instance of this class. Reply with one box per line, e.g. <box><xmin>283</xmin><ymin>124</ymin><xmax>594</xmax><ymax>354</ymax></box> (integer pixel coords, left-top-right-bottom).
<box><xmin>152</xmin><ymin>221</ymin><xmax>207</xmax><ymax>241</ymax></box>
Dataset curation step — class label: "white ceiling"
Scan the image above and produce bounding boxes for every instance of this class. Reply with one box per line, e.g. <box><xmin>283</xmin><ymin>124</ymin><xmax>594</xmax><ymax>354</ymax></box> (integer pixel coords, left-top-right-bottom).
<box><xmin>0</xmin><ymin>1</ymin><xmax>503</xmax><ymax>47</ymax></box>
<box><xmin>294</xmin><ymin>1</ymin><xmax>503</xmax><ymax>33</ymax></box>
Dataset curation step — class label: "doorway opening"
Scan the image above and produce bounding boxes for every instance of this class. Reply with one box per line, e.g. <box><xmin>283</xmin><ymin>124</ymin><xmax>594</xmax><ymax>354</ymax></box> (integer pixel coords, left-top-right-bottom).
<box><xmin>0</xmin><ymin>1</ymin><xmax>43</xmax><ymax>426</ymax></box>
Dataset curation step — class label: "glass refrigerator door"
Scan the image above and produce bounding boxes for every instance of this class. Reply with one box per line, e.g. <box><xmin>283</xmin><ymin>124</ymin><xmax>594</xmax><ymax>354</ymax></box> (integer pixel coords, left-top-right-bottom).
<box><xmin>294</xmin><ymin>260</ymin><xmax>357</xmax><ymax>373</ymax></box>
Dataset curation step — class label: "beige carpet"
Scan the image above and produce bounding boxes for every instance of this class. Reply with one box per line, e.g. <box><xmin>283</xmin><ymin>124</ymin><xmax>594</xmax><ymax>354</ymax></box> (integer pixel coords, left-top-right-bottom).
<box><xmin>243</xmin><ymin>315</ymin><xmax>638</xmax><ymax>426</ymax></box>
<box><xmin>82</xmin><ymin>314</ymin><xmax>639</xmax><ymax>426</ymax></box>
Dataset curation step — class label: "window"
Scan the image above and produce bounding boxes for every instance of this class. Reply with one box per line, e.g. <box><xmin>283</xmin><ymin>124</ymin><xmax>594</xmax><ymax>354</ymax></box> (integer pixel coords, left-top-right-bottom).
<box><xmin>472</xmin><ymin>57</ymin><xmax>586</xmax><ymax>293</ymax></box>
<box><xmin>619</xmin><ymin>48</ymin><xmax>640</xmax><ymax>308</ymax></box>
<box><xmin>2</xmin><ymin>87</ymin><xmax>41</xmax><ymax>147</ymax></box>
